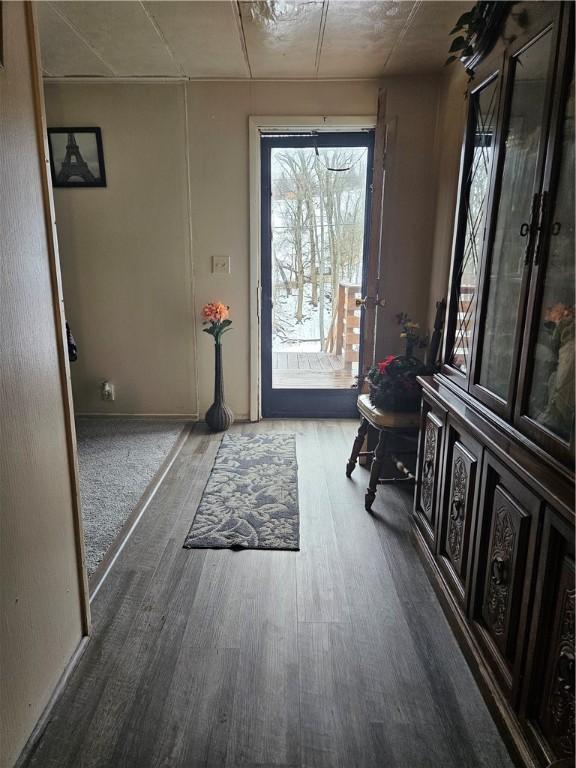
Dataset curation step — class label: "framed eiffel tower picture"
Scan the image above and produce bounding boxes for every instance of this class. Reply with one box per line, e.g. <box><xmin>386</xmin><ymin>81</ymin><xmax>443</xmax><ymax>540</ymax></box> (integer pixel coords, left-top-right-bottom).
<box><xmin>47</xmin><ymin>128</ymin><xmax>107</xmax><ymax>188</ymax></box>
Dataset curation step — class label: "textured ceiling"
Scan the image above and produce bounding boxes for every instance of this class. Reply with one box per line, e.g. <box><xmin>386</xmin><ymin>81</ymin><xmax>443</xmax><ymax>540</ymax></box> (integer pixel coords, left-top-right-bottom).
<box><xmin>38</xmin><ymin>0</ymin><xmax>471</xmax><ymax>80</ymax></box>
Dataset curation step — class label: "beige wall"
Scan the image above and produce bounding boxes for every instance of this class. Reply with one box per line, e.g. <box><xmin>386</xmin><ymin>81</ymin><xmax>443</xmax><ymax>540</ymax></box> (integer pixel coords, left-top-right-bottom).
<box><xmin>46</xmin><ymin>76</ymin><xmax>454</xmax><ymax>419</ymax></box>
<box><xmin>187</xmin><ymin>79</ymin><xmax>381</xmax><ymax>417</ymax></box>
<box><xmin>427</xmin><ymin>67</ymin><xmax>468</xmax><ymax>332</ymax></box>
<box><xmin>0</xmin><ymin>5</ymin><xmax>86</xmax><ymax>767</ymax></box>
<box><xmin>45</xmin><ymin>83</ymin><xmax>196</xmax><ymax>417</ymax></box>
<box><xmin>372</xmin><ymin>76</ymin><xmax>443</xmax><ymax>357</ymax></box>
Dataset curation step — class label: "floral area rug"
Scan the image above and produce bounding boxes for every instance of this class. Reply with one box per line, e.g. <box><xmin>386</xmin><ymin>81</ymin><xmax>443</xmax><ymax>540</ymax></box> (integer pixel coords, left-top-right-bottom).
<box><xmin>183</xmin><ymin>433</ymin><xmax>299</xmax><ymax>550</ymax></box>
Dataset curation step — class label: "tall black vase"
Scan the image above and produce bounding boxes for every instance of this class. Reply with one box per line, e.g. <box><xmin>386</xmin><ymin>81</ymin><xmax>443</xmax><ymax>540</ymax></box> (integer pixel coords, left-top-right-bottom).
<box><xmin>205</xmin><ymin>341</ymin><xmax>234</xmax><ymax>431</ymax></box>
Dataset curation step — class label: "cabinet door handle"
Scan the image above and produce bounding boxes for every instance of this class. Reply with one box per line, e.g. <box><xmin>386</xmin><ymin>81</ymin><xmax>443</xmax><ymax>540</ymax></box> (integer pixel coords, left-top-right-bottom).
<box><xmin>424</xmin><ymin>459</ymin><xmax>434</xmax><ymax>479</ymax></box>
<box><xmin>533</xmin><ymin>190</ymin><xmax>549</xmax><ymax>266</ymax></box>
<box><xmin>557</xmin><ymin>651</ymin><xmax>575</xmax><ymax>693</ymax></box>
<box><xmin>523</xmin><ymin>193</ymin><xmax>540</xmax><ymax>266</ymax></box>
<box><xmin>551</xmin><ymin>221</ymin><xmax>561</xmax><ymax>236</ymax></box>
<box><xmin>450</xmin><ymin>498</ymin><xmax>463</xmax><ymax>520</ymax></box>
<box><xmin>490</xmin><ymin>555</ymin><xmax>508</xmax><ymax>585</ymax></box>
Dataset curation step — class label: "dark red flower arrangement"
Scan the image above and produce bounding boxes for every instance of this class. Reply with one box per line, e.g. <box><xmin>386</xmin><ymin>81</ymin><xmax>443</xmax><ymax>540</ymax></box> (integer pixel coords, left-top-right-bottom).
<box><xmin>377</xmin><ymin>355</ymin><xmax>396</xmax><ymax>375</ymax></box>
<box><xmin>366</xmin><ymin>355</ymin><xmax>426</xmax><ymax>412</ymax></box>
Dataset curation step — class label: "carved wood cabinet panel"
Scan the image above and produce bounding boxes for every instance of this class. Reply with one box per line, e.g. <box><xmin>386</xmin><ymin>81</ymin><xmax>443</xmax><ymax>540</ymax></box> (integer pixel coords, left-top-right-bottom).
<box><xmin>436</xmin><ymin>421</ymin><xmax>480</xmax><ymax>606</ymax></box>
<box><xmin>471</xmin><ymin>454</ymin><xmax>541</xmax><ymax>698</ymax></box>
<box><xmin>539</xmin><ymin>556</ymin><xmax>576</xmax><ymax>757</ymax></box>
<box><xmin>414</xmin><ymin>377</ymin><xmax>573</xmax><ymax>767</ymax></box>
<box><xmin>414</xmin><ymin>397</ymin><xmax>445</xmax><ymax>548</ymax></box>
<box><xmin>521</xmin><ymin>509</ymin><xmax>575</xmax><ymax>763</ymax></box>
<box><xmin>480</xmin><ymin>485</ymin><xmax>530</xmax><ymax>660</ymax></box>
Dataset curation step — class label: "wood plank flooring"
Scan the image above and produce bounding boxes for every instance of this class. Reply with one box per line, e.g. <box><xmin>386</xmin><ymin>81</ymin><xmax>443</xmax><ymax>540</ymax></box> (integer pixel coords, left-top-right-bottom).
<box><xmin>23</xmin><ymin>421</ymin><xmax>515</xmax><ymax>768</ymax></box>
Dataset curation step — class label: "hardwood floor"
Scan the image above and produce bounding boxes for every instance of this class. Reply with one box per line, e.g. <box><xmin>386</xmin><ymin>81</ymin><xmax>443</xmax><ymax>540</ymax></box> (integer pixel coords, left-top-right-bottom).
<box><xmin>23</xmin><ymin>421</ymin><xmax>515</xmax><ymax>768</ymax></box>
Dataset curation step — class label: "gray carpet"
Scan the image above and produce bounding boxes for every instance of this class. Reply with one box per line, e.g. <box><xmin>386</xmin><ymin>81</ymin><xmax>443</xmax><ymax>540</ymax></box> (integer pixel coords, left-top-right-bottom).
<box><xmin>75</xmin><ymin>418</ymin><xmax>186</xmax><ymax>575</ymax></box>
<box><xmin>184</xmin><ymin>433</ymin><xmax>299</xmax><ymax>550</ymax></box>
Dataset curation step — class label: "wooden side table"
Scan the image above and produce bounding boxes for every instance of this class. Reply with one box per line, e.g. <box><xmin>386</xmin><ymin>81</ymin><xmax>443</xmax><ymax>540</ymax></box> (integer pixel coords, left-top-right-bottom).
<box><xmin>346</xmin><ymin>394</ymin><xmax>420</xmax><ymax>512</ymax></box>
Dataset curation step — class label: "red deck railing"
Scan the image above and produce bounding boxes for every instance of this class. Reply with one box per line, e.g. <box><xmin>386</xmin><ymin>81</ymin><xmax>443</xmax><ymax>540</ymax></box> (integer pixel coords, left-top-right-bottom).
<box><xmin>326</xmin><ymin>282</ymin><xmax>361</xmax><ymax>370</ymax></box>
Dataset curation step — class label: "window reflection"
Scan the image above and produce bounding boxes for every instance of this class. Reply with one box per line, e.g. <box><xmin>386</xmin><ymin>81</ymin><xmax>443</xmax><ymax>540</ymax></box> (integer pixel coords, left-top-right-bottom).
<box><xmin>478</xmin><ymin>30</ymin><xmax>553</xmax><ymax>399</ymax></box>
<box><xmin>527</xmin><ymin>73</ymin><xmax>575</xmax><ymax>440</ymax></box>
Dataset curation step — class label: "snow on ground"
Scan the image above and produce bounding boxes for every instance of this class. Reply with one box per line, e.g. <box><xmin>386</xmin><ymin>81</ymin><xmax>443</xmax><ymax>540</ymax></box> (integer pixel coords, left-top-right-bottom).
<box><xmin>273</xmin><ymin>282</ymin><xmax>333</xmax><ymax>353</ymax></box>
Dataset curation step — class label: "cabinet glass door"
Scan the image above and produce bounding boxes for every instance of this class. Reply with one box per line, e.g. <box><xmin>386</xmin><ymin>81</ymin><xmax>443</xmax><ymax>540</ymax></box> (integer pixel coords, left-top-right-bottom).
<box><xmin>520</xmin><ymin>55</ymin><xmax>574</xmax><ymax>457</ymax></box>
<box><xmin>448</xmin><ymin>76</ymin><xmax>499</xmax><ymax>377</ymax></box>
<box><xmin>473</xmin><ymin>29</ymin><xmax>555</xmax><ymax>411</ymax></box>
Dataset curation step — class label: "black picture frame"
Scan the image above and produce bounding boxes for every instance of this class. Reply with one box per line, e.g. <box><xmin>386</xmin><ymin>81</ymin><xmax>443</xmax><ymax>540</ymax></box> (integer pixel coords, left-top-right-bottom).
<box><xmin>47</xmin><ymin>127</ymin><xmax>107</xmax><ymax>188</ymax></box>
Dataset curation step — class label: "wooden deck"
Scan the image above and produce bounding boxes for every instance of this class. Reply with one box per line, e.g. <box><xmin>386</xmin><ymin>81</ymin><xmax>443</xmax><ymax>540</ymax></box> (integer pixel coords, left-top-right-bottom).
<box><xmin>272</xmin><ymin>351</ymin><xmax>355</xmax><ymax>389</ymax></box>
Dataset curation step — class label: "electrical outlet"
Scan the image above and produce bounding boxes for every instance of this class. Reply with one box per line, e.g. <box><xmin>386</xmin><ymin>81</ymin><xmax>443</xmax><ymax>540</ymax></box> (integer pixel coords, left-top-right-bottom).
<box><xmin>101</xmin><ymin>381</ymin><xmax>115</xmax><ymax>401</ymax></box>
<box><xmin>212</xmin><ymin>255</ymin><xmax>230</xmax><ymax>274</ymax></box>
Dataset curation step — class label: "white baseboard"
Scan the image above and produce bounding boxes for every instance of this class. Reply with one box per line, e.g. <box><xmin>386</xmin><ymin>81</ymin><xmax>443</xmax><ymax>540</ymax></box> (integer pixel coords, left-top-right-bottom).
<box><xmin>75</xmin><ymin>413</ymin><xmax>253</xmax><ymax>423</ymax></box>
<box><xmin>75</xmin><ymin>413</ymin><xmax>199</xmax><ymax>421</ymax></box>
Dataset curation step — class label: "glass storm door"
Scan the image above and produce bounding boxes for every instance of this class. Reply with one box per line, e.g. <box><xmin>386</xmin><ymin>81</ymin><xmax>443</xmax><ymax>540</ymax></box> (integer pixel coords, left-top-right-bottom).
<box><xmin>261</xmin><ymin>132</ymin><xmax>374</xmax><ymax>418</ymax></box>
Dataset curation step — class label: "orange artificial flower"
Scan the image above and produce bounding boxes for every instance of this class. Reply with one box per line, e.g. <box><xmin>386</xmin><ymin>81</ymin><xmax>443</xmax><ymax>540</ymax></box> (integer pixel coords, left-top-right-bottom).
<box><xmin>202</xmin><ymin>302</ymin><xmax>232</xmax><ymax>343</ymax></box>
<box><xmin>544</xmin><ymin>302</ymin><xmax>575</xmax><ymax>324</ymax></box>
<box><xmin>202</xmin><ymin>302</ymin><xmax>229</xmax><ymax>323</ymax></box>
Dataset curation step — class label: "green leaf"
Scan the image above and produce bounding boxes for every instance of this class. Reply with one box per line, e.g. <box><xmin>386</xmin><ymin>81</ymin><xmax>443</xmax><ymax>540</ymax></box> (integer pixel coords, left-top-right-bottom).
<box><xmin>449</xmin><ymin>36</ymin><xmax>468</xmax><ymax>52</ymax></box>
<box><xmin>203</xmin><ymin>326</ymin><xmax>215</xmax><ymax>336</ymax></box>
<box><xmin>444</xmin><ymin>55</ymin><xmax>458</xmax><ymax>66</ymax></box>
<box><xmin>219</xmin><ymin>319</ymin><xmax>232</xmax><ymax>329</ymax></box>
<box><xmin>449</xmin><ymin>24</ymin><xmax>462</xmax><ymax>35</ymax></box>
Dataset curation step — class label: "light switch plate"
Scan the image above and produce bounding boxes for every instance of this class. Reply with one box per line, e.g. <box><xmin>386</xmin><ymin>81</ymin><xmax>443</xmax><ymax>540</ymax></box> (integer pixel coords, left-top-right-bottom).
<box><xmin>212</xmin><ymin>255</ymin><xmax>230</xmax><ymax>274</ymax></box>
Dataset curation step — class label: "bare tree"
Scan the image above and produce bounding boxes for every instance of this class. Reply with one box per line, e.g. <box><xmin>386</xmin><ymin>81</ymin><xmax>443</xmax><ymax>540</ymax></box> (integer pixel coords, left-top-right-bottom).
<box><xmin>271</xmin><ymin>145</ymin><xmax>368</xmax><ymax>349</ymax></box>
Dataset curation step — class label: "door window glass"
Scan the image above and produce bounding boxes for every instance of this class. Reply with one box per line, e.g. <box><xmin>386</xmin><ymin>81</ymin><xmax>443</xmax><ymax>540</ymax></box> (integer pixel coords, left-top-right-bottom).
<box><xmin>270</xmin><ymin>146</ymin><xmax>368</xmax><ymax>389</ymax></box>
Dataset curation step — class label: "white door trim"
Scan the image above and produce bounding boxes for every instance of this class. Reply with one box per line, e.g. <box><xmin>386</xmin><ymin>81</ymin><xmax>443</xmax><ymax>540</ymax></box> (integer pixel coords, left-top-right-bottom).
<box><xmin>248</xmin><ymin>115</ymin><xmax>377</xmax><ymax>421</ymax></box>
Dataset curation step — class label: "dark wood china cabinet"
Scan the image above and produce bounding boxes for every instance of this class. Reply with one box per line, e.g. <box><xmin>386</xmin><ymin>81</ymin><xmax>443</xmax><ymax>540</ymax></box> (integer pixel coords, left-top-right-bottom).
<box><xmin>413</xmin><ymin>3</ymin><xmax>574</xmax><ymax>767</ymax></box>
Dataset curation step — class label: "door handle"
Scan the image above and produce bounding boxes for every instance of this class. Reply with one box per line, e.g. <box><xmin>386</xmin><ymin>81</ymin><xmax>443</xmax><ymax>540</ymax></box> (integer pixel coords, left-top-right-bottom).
<box><xmin>355</xmin><ymin>296</ymin><xmax>386</xmax><ymax>309</ymax></box>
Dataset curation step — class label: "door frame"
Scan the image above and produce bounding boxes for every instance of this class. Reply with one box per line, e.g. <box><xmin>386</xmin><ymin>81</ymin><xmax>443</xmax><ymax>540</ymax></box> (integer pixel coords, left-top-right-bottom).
<box><xmin>248</xmin><ymin>115</ymin><xmax>376</xmax><ymax>421</ymax></box>
<box><xmin>27</xmin><ymin>3</ymin><xmax>91</xmax><ymax>634</ymax></box>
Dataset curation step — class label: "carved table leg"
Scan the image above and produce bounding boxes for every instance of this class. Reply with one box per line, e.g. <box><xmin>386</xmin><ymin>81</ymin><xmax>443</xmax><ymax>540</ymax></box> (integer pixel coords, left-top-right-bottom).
<box><xmin>346</xmin><ymin>418</ymin><xmax>369</xmax><ymax>477</ymax></box>
<box><xmin>365</xmin><ymin>428</ymin><xmax>387</xmax><ymax>512</ymax></box>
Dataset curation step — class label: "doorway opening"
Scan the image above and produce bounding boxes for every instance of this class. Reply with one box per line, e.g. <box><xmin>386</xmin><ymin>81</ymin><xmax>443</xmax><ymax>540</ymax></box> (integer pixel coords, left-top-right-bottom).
<box><xmin>261</xmin><ymin>131</ymin><xmax>374</xmax><ymax>417</ymax></box>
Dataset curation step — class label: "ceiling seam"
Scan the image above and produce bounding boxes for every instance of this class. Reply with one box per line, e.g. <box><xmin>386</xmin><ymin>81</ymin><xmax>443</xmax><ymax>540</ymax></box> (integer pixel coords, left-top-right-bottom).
<box><xmin>43</xmin><ymin>76</ymin><xmax>385</xmax><ymax>85</ymax></box>
<box><xmin>139</xmin><ymin>1</ymin><xmax>187</xmax><ymax>78</ymax></box>
<box><xmin>46</xmin><ymin>1</ymin><xmax>117</xmax><ymax>76</ymax></box>
<box><xmin>233</xmin><ymin>1</ymin><xmax>253</xmax><ymax>79</ymax></box>
<box><xmin>314</xmin><ymin>0</ymin><xmax>329</xmax><ymax>76</ymax></box>
<box><xmin>381</xmin><ymin>0</ymin><xmax>423</xmax><ymax>72</ymax></box>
